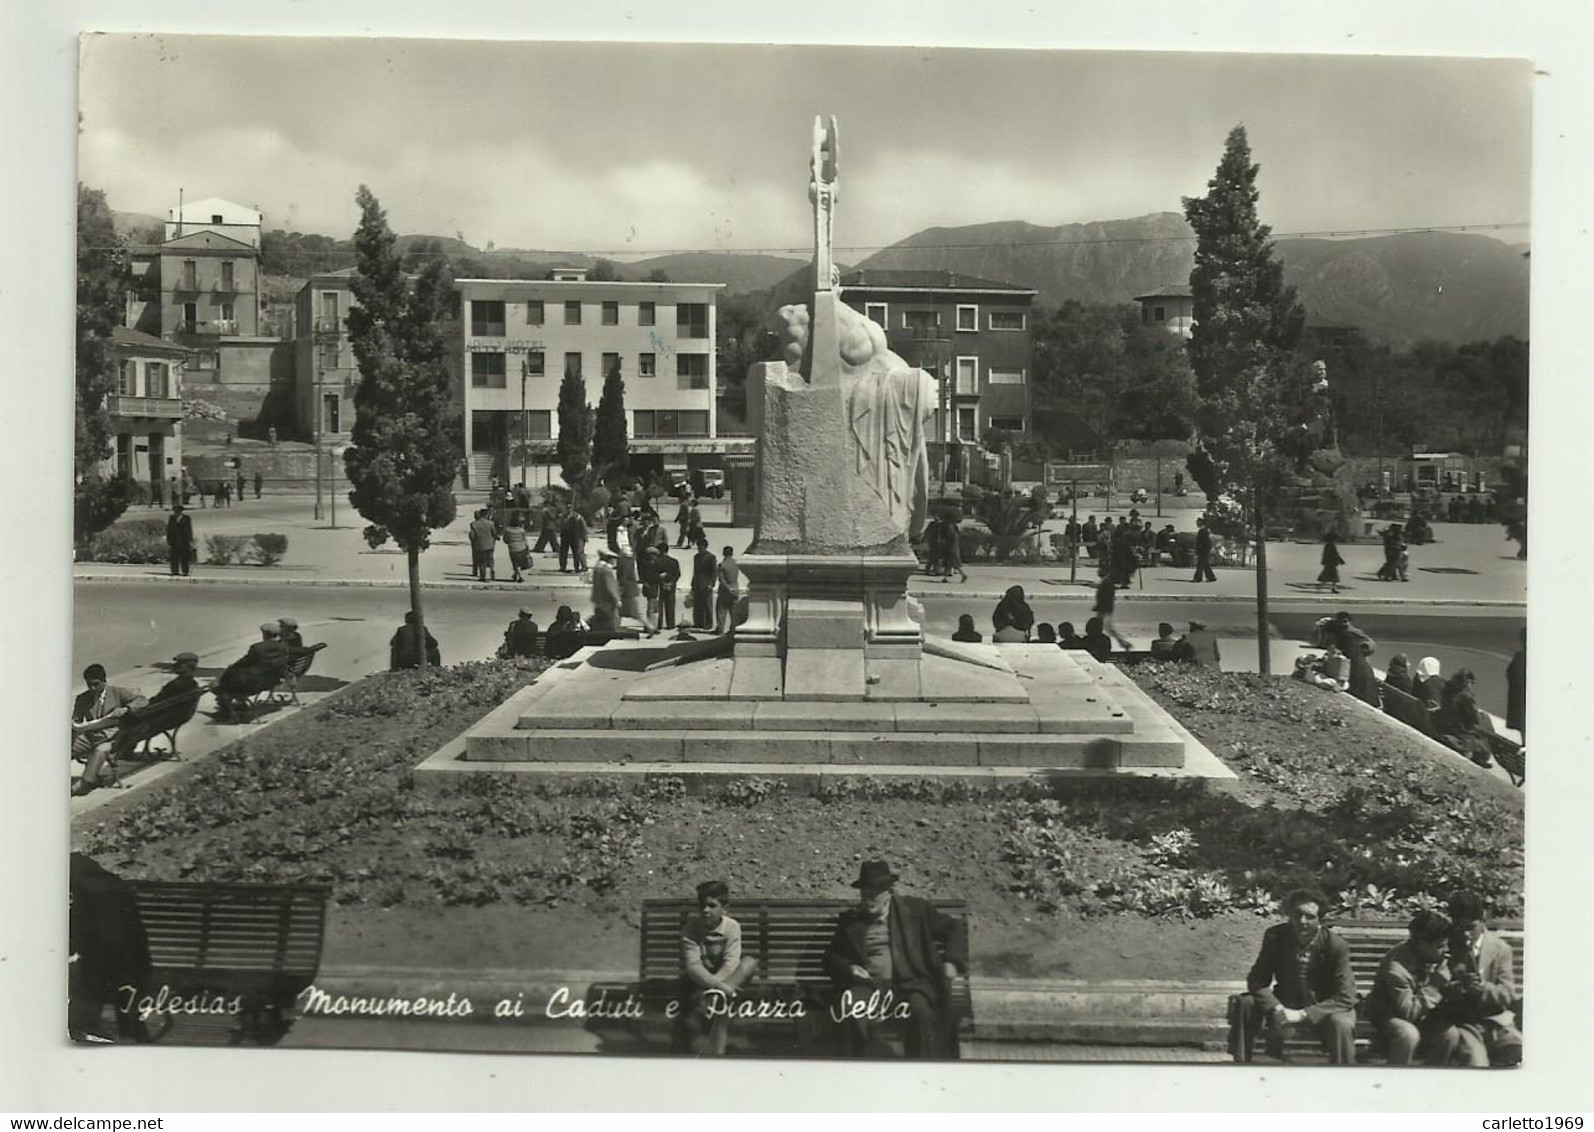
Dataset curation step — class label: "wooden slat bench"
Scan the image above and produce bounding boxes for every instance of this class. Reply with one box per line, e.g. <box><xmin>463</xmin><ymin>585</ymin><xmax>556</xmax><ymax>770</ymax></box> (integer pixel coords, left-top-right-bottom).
<box><xmin>121</xmin><ymin>687</ymin><xmax>206</xmax><ymax>763</ymax></box>
<box><xmin>125</xmin><ymin>880</ymin><xmax>331</xmax><ymax>1045</ymax></box>
<box><xmin>1231</xmin><ymin>920</ymin><xmax>1524</xmax><ymax>1063</ymax></box>
<box><xmin>632</xmin><ymin>898</ymin><xmax>974</xmax><ymax>1057</ymax></box>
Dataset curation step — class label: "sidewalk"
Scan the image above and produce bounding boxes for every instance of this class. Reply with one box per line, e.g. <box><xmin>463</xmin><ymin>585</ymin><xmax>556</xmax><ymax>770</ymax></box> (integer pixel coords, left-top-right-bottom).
<box><xmin>80</xmin><ymin>498</ymin><xmax>1526</xmax><ymax>608</ymax></box>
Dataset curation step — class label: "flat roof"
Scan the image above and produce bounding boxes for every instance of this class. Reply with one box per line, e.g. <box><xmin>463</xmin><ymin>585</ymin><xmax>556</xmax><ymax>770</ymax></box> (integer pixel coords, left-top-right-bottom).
<box><xmin>454</xmin><ymin>278</ymin><xmax>724</xmax><ymax>290</ymax></box>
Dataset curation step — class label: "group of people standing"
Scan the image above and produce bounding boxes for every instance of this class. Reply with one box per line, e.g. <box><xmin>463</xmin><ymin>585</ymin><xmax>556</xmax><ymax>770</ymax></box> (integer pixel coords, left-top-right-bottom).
<box><xmin>148</xmin><ymin>468</ymin><xmax>263</xmax><ymax>511</ymax></box>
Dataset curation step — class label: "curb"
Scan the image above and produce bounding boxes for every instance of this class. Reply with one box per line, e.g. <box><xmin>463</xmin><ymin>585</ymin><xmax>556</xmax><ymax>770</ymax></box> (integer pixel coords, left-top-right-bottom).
<box><xmin>71</xmin><ymin>570</ymin><xmax>1526</xmax><ymax>609</ymax></box>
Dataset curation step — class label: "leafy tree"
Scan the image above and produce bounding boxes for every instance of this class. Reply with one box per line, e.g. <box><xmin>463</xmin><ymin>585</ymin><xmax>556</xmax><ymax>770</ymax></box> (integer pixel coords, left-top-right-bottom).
<box><xmin>592</xmin><ymin>356</ymin><xmax>629</xmax><ymax>477</ymax></box>
<box><xmin>588</xmin><ymin>258</ymin><xmax>621</xmax><ymax>282</ymax></box>
<box><xmin>75</xmin><ymin>184</ymin><xmax>131</xmax><ymax>546</ymax></box>
<box><xmin>1182</xmin><ymin>125</ymin><xmax>1314</xmax><ymax>673</ymax></box>
<box><xmin>557</xmin><ymin>359</ymin><xmax>594</xmax><ymax>489</ymax></box>
<box><xmin>343</xmin><ymin>186</ymin><xmax>462</xmax><ymax>665</ymax></box>
<box><xmin>646</xmin><ymin>267</ymin><xmax>672</xmax><ymax>283</ymax></box>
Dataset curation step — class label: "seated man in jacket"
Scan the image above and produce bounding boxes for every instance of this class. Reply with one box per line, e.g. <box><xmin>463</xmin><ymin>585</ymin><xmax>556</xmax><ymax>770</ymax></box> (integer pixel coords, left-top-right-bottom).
<box><xmin>109</xmin><ymin>652</ymin><xmax>204</xmax><ymax>764</ymax></box>
<box><xmin>1427</xmin><ymin>891</ymin><xmax>1521</xmax><ymax>1067</ymax></box>
<box><xmin>824</xmin><ymin>859</ymin><xmax>968</xmax><ymax>1059</ymax></box>
<box><xmin>1363</xmin><ymin>909</ymin><xmax>1454</xmax><ymax>1064</ymax></box>
<box><xmin>1229</xmin><ymin>888</ymin><xmax>1357</xmax><ymax>1063</ymax></box>
<box><xmin>501</xmin><ymin>609</ymin><xmax>540</xmax><ymax>658</ymax></box>
<box><xmin>72</xmin><ymin>664</ymin><xmax>149</xmax><ymax>795</ymax></box>
<box><xmin>215</xmin><ymin>623</ymin><xmax>291</xmax><ymax>712</ymax></box>
<box><xmin>390</xmin><ymin>610</ymin><xmax>441</xmax><ymax>670</ymax></box>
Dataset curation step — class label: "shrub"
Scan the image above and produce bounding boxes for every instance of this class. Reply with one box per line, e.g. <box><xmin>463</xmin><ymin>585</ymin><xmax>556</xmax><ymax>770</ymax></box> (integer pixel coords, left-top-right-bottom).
<box><xmin>79</xmin><ymin>518</ymin><xmax>168</xmax><ymax>564</ymax></box>
<box><xmin>252</xmin><ymin>532</ymin><xmax>289</xmax><ymax>566</ymax></box>
<box><xmin>204</xmin><ymin>534</ymin><xmax>251</xmax><ymax>565</ymax></box>
<box><xmin>74</xmin><ymin>478</ymin><xmax>132</xmax><ymax>548</ymax></box>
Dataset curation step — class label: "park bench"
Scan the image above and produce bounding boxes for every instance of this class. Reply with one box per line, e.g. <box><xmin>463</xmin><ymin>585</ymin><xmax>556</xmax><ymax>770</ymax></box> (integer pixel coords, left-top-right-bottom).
<box><xmin>266</xmin><ymin>644</ymin><xmax>327</xmax><ymax>707</ymax></box>
<box><xmin>619</xmin><ymin>898</ymin><xmax>974</xmax><ymax>1057</ymax></box>
<box><xmin>1230</xmin><ymin>920</ymin><xmax>1523</xmax><ymax>1064</ymax></box>
<box><xmin>1382</xmin><ymin>685</ymin><xmax>1524</xmax><ymax>785</ymax></box>
<box><xmin>124</xmin><ymin>880</ymin><xmax>331</xmax><ymax>1045</ymax></box>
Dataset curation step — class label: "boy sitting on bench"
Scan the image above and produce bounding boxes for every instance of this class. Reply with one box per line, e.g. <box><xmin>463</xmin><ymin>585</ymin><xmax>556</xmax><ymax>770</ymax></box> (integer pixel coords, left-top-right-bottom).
<box><xmin>675</xmin><ymin>879</ymin><xmax>759</xmax><ymax>1056</ymax></box>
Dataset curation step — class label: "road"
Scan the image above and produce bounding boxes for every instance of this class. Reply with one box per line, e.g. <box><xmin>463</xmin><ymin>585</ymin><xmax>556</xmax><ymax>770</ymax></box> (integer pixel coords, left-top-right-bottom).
<box><xmin>74</xmin><ymin>580</ymin><xmax>1524</xmax><ymax>715</ymax></box>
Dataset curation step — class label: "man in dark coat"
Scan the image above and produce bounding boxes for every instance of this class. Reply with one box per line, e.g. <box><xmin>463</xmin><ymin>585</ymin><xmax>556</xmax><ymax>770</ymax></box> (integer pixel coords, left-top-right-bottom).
<box><xmin>390</xmin><ymin>610</ymin><xmax>441</xmax><ymax>669</ymax></box>
<box><xmin>1192</xmin><ymin>516</ymin><xmax>1217</xmax><ymax>583</ymax></box>
<box><xmin>69</xmin><ymin>853</ymin><xmax>152</xmax><ymax>1042</ymax></box>
<box><xmin>502</xmin><ymin>609</ymin><xmax>540</xmax><ymax>658</ymax></box>
<box><xmin>109</xmin><ymin>652</ymin><xmax>204</xmax><ymax>764</ymax></box>
<box><xmin>824</xmin><ymin>860</ymin><xmax>968</xmax><ymax>1058</ymax></box>
<box><xmin>691</xmin><ymin>538</ymin><xmax>718</xmax><ymax>630</ymax></box>
<box><xmin>654</xmin><ymin>546</ymin><xmax>681</xmax><ymax>630</ymax></box>
<box><xmin>533</xmin><ymin>504</ymin><xmax>559</xmax><ymax>553</ymax></box>
<box><xmin>165</xmin><ymin>503</ymin><xmax>195</xmax><ymax>576</ymax></box>
<box><xmin>1505</xmin><ymin>628</ymin><xmax>1526</xmax><ymax>741</ymax></box>
<box><xmin>1228</xmin><ymin>888</ymin><xmax>1357</xmax><ymax>1063</ymax></box>
<box><xmin>216</xmin><ymin>624</ymin><xmax>290</xmax><ymax>715</ymax></box>
<box><xmin>253</xmin><ymin>470</ymin><xmax>263</xmax><ymax>499</ymax></box>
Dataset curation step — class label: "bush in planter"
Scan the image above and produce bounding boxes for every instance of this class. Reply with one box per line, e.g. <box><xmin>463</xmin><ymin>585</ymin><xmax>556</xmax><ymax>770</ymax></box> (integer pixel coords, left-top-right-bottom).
<box><xmin>79</xmin><ymin>518</ymin><xmax>169</xmax><ymax>564</ymax></box>
<box><xmin>205</xmin><ymin>534</ymin><xmax>252</xmax><ymax>565</ymax></box>
<box><xmin>252</xmin><ymin>532</ymin><xmax>290</xmax><ymax>566</ymax></box>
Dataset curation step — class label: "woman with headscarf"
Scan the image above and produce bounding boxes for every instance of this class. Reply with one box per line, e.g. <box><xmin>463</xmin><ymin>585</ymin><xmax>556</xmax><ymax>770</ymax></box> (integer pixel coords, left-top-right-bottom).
<box><xmin>1436</xmin><ymin>668</ymin><xmax>1496</xmax><ymax>766</ymax></box>
<box><xmin>951</xmin><ymin>613</ymin><xmax>983</xmax><ymax>644</ymax></box>
<box><xmin>992</xmin><ymin>586</ymin><xmax>1034</xmax><ymax>638</ymax></box>
<box><xmin>1327</xmin><ymin>611</ymin><xmax>1381</xmax><ymax>706</ymax></box>
<box><xmin>1318</xmin><ymin>533</ymin><xmax>1345</xmax><ymax>594</ymax></box>
<box><xmin>1383</xmin><ymin>653</ymin><xmax>1414</xmax><ymax>695</ymax></box>
<box><xmin>1412</xmin><ymin>656</ymin><xmax>1444</xmax><ymax>709</ymax></box>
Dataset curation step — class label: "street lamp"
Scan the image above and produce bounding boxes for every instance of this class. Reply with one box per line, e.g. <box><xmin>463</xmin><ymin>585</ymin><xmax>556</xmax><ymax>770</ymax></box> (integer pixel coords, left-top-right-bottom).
<box><xmin>520</xmin><ymin>355</ymin><xmax>530</xmax><ymax>490</ymax></box>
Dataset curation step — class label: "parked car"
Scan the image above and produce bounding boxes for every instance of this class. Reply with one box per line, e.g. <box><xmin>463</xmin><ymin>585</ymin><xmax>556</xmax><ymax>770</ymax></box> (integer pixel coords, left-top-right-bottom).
<box><xmin>694</xmin><ymin>468</ymin><xmax>726</xmax><ymax>499</ymax></box>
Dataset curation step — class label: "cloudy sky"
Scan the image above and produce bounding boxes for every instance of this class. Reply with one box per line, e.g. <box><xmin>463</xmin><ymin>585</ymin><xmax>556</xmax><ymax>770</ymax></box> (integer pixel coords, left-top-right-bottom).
<box><xmin>81</xmin><ymin>36</ymin><xmax>1530</xmax><ymax>256</ymax></box>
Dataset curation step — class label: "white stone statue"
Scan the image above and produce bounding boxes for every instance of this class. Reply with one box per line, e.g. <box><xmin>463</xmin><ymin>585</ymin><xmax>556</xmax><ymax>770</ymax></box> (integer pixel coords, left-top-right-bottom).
<box><xmin>808</xmin><ymin>115</ymin><xmax>840</xmax><ymax>292</ymax></box>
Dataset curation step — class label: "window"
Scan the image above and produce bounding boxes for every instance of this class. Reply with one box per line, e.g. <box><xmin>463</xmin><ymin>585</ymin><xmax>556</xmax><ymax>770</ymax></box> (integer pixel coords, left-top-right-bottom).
<box><xmin>988</xmin><ymin>416</ymin><xmax>1025</xmax><ymax>433</ymax></box>
<box><xmin>220</xmin><ymin>302</ymin><xmax>235</xmax><ymax>323</ymax></box>
<box><xmin>527</xmin><ymin>300</ymin><xmax>545</xmax><ymax>326</ymax></box>
<box><xmin>638</xmin><ymin>301</ymin><xmax>655</xmax><ymax>327</ymax></box>
<box><xmin>514</xmin><ymin>410</ymin><xmax>552</xmax><ymax>440</ymax></box>
<box><xmin>903</xmin><ymin>310</ymin><xmax>940</xmax><ymax>335</ymax></box>
<box><xmin>602</xmin><ymin>352</ymin><xmax>621</xmax><ymax>377</ymax></box>
<box><xmin>471</xmin><ymin>351</ymin><xmax>507</xmax><ymax>388</ymax></box>
<box><xmin>602</xmin><ymin>301</ymin><xmax>619</xmax><ymax>326</ymax></box>
<box><xmin>147</xmin><ymin>362</ymin><xmax>168</xmax><ymax>398</ymax></box>
<box><xmin>988</xmin><ymin>311</ymin><xmax>1026</xmax><ymax>331</ymax></box>
<box><xmin>525</xmin><ymin>350</ymin><xmax>545</xmax><ymax>377</ymax></box>
<box><xmin>954</xmin><ymin>356</ymin><xmax>978</xmax><ymax>395</ymax></box>
<box><xmin>564</xmin><ymin>352</ymin><xmax>583</xmax><ymax>379</ymax></box>
<box><xmin>118</xmin><ymin>360</ymin><xmax>136</xmax><ymax>396</ymax></box>
<box><xmin>471</xmin><ymin>299</ymin><xmax>506</xmax><ymax>337</ymax></box>
<box><xmin>634</xmin><ymin>410</ymin><xmax>709</xmax><ymax>438</ymax></box>
<box><xmin>182</xmin><ymin>302</ymin><xmax>197</xmax><ymax>329</ymax></box>
<box><xmin>564</xmin><ymin>300</ymin><xmax>582</xmax><ymax>326</ymax></box>
<box><xmin>677</xmin><ymin>353</ymin><xmax>709</xmax><ymax>390</ymax></box>
<box><xmin>319</xmin><ymin>343</ymin><xmax>339</xmax><ymax>370</ymax></box>
<box><xmin>639</xmin><ymin>353</ymin><xmax>656</xmax><ymax>378</ymax></box>
<box><xmin>322</xmin><ymin>291</ymin><xmax>339</xmax><ymax>318</ymax></box>
<box><xmin>987</xmin><ymin>367</ymin><xmax>1025</xmax><ymax>385</ymax></box>
<box><xmin>864</xmin><ymin>303</ymin><xmax>888</xmax><ymax>328</ymax></box>
<box><xmin>181</xmin><ymin>261</ymin><xmax>197</xmax><ymax>289</ymax></box>
<box><xmin>676</xmin><ymin>303</ymin><xmax>708</xmax><ymax>339</ymax></box>
<box><xmin>471</xmin><ymin>410</ymin><xmax>505</xmax><ymax>454</ymax></box>
<box><xmin>957</xmin><ymin>407</ymin><xmax>977</xmax><ymax>440</ymax></box>
<box><xmin>1154</xmin><ymin>306</ymin><xmax>1167</xmax><ymax>322</ymax></box>
<box><xmin>210</xmin><ymin>213</ymin><xmax>223</xmax><ymax>224</ymax></box>
<box><xmin>220</xmin><ymin>261</ymin><xmax>235</xmax><ymax>290</ymax></box>
<box><xmin>956</xmin><ymin>305</ymin><xmax>978</xmax><ymax>332</ymax></box>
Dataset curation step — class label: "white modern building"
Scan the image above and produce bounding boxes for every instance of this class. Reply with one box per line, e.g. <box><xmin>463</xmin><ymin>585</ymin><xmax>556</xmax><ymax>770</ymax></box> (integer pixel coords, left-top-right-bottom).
<box><xmin>454</xmin><ymin>271</ymin><xmax>736</xmax><ymax>488</ymax></box>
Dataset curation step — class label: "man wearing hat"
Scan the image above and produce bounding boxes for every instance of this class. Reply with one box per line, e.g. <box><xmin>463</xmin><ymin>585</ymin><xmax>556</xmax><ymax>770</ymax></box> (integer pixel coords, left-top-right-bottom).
<box><xmin>165</xmin><ymin>502</ymin><xmax>196</xmax><ymax>577</ymax></box>
<box><xmin>824</xmin><ymin>860</ymin><xmax>969</xmax><ymax>1058</ymax></box>
<box><xmin>215</xmin><ymin>623</ymin><xmax>291</xmax><ymax>715</ymax></box>
<box><xmin>390</xmin><ymin>609</ymin><xmax>441</xmax><ymax>670</ymax></box>
<box><xmin>277</xmin><ymin>617</ymin><xmax>304</xmax><ymax>651</ymax></box>
<box><xmin>590</xmin><ymin>549</ymin><xmax>622</xmax><ymax>632</ymax></box>
<box><xmin>72</xmin><ymin>664</ymin><xmax>148</xmax><ymax>794</ymax></box>
<box><xmin>108</xmin><ymin>652</ymin><xmax>206</xmax><ymax>768</ymax></box>
<box><xmin>502</xmin><ymin>609</ymin><xmax>540</xmax><ymax>658</ymax></box>
<box><xmin>1173</xmin><ymin>620</ymin><xmax>1218</xmax><ymax>666</ymax></box>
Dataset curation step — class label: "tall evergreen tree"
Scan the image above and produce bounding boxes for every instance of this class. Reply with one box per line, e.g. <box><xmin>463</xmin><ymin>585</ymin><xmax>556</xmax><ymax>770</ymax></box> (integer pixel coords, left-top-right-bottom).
<box><xmin>592</xmin><ymin>356</ymin><xmax>629</xmax><ymax>476</ymax></box>
<box><xmin>1182</xmin><ymin>125</ymin><xmax>1314</xmax><ymax>673</ymax></box>
<box><xmin>343</xmin><ymin>185</ymin><xmax>461</xmax><ymax>665</ymax></box>
<box><xmin>556</xmin><ymin>360</ymin><xmax>593</xmax><ymax>489</ymax></box>
<box><xmin>75</xmin><ymin>184</ymin><xmax>131</xmax><ymax>546</ymax></box>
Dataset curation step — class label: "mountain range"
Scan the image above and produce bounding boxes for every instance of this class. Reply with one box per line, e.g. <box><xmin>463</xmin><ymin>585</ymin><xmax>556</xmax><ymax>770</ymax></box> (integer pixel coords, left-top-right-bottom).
<box><xmin>856</xmin><ymin>212</ymin><xmax>1529</xmax><ymax>347</ymax></box>
<box><xmin>111</xmin><ymin>209</ymin><xmax>1527</xmax><ymax>346</ymax></box>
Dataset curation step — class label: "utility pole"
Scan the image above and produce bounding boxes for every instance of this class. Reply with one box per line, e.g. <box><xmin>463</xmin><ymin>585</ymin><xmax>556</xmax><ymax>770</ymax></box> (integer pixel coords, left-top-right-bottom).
<box><xmin>520</xmin><ymin>356</ymin><xmax>530</xmax><ymax>490</ymax></box>
<box><xmin>1069</xmin><ymin>477</ymin><xmax>1079</xmax><ymax>586</ymax></box>
<box><xmin>313</xmin><ymin>331</ymin><xmax>324</xmax><ymax>522</ymax></box>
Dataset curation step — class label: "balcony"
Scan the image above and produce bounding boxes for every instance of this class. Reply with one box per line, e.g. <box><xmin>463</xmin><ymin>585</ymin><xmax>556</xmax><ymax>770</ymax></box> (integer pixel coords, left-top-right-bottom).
<box><xmin>213</xmin><ymin>278</ymin><xmax>240</xmax><ymax>294</ymax></box>
<box><xmin>312</xmin><ymin>315</ymin><xmax>344</xmax><ymax>334</ymax></box>
<box><xmin>106</xmin><ymin>395</ymin><xmax>184</xmax><ymax>420</ymax></box>
<box><xmin>173</xmin><ymin>277</ymin><xmax>202</xmax><ymax>294</ymax></box>
<box><xmin>177</xmin><ymin>319</ymin><xmax>239</xmax><ymax>336</ymax></box>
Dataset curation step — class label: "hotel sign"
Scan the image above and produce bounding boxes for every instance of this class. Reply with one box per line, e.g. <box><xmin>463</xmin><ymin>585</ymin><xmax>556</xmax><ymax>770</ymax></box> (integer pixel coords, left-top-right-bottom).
<box><xmin>467</xmin><ymin>339</ymin><xmax>543</xmax><ymax>354</ymax></box>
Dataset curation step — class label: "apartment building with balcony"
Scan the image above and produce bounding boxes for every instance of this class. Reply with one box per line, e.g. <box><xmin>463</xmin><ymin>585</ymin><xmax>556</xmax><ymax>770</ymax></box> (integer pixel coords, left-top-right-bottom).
<box><xmin>125</xmin><ymin>196</ymin><xmax>292</xmax><ymax>438</ymax></box>
<box><xmin>103</xmin><ymin>327</ymin><xmax>190</xmax><ymax>492</ymax></box>
<box><xmin>293</xmin><ymin>269</ymin><xmax>358</xmax><ymax>442</ymax></box>
<box><xmin>839</xmin><ymin>269</ymin><xmax>1036</xmax><ymax>456</ymax></box>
